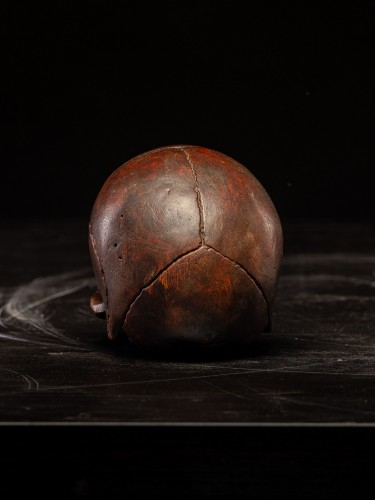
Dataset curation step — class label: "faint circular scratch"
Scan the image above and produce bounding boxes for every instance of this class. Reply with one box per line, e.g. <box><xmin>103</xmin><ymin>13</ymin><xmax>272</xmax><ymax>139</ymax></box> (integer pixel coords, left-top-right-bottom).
<box><xmin>0</xmin><ymin>368</ymin><xmax>40</xmax><ymax>391</ymax></box>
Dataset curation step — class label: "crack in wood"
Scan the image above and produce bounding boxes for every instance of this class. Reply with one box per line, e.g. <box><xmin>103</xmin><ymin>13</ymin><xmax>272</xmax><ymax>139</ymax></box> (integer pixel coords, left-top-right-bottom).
<box><xmin>206</xmin><ymin>244</ymin><xmax>270</xmax><ymax>328</ymax></box>
<box><xmin>181</xmin><ymin>147</ymin><xmax>206</xmax><ymax>245</ymax></box>
<box><xmin>123</xmin><ymin>244</ymin><xmax>202</xmax><ymax>328</ymax></box>
<box><xmin>123</xmin><ymin>245</ymin><xmax>270</xmax><ymax>333</ymax></box>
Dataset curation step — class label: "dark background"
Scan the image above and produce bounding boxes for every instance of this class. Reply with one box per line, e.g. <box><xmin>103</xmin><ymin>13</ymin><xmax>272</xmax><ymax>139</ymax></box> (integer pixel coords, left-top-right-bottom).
<box><xmin>1</xmin><ymin>3</ymin><xmax>374</xmax><ymax>220</ymax></box>
<box><xmin>1</xmin><ymin>6</ymin><xmax>374</xmax><ymax>498</ymax></box>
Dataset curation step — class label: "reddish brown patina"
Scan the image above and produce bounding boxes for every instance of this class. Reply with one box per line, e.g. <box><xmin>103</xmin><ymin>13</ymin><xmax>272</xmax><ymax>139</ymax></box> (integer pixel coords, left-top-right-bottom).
<box><xmin>89</xmin><ymin>145</ymin><xmax>283</xmax><ymax>349</ymax></box>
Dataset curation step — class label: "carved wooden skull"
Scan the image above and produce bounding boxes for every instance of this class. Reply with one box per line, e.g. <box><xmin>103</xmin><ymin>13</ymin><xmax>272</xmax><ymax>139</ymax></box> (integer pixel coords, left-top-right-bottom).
<box><xmin>89</xmin><ymin>146</ymin><xmax>283</xmax><ymax>349</ymax></box>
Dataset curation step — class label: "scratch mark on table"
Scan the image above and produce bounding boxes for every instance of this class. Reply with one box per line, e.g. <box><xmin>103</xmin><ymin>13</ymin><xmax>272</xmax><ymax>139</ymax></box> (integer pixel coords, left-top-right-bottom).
<box><xmin>1</xmin><ymin>369</ymin><xmax>39</xmax><ymax>390</ymax></box>
<box><xmin>0</xmin><ymin>270</ymin><xmax>94</xmax><ymax>348</ymax></box>
<box><xmin>202</xmin><ymin>379</ymin><xmax>250</xmax><ymax>400</ymax></box>
<box><xmin>38</xmin><ymin>363</ymin><xmax>375</xmax><ymax>392</ymax></box>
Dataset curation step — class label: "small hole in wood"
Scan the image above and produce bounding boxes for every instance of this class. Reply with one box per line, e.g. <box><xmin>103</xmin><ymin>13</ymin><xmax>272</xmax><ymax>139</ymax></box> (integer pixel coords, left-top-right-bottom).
<box><xmin>114</xmin><ymin>243</ymin><xmax>117</xmax><ymax>247</ymax></box>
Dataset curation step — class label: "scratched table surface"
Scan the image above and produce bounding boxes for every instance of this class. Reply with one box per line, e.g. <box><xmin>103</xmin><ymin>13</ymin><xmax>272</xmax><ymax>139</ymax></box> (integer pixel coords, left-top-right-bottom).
<box><xmin>1</xmin><ymin>218</ymin><xmax>374</xmax><ymax>498</ymax></box>
<box><xmin>0</xmin><ymin>217</ymin><xmax>374</xmax><ymax>425</ymax></box>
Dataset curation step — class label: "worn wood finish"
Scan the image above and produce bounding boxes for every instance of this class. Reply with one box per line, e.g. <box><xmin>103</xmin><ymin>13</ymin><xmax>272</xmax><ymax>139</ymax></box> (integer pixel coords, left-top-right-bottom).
<box><xmin>89</xmin><ymin>146</ymin><xmax>283</xmax><ymax>347</ymax></box>
<box><xmin>124</xmin><ymin>246</ymin><xmax>268</xmax><ymax>348</ymax></box>
<box><xmin>89</xmin><ymin>147</ymin><xmax>201</xmax><ymax>340</ymax></box>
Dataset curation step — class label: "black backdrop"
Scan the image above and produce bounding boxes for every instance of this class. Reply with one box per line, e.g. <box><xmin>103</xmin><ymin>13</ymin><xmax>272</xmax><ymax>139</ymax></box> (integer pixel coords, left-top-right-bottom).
<box><xmin>0</xmin><ymin>6</ymin><xmax>374</xmax><ymax>497</ymax></box>
<box><xmin>1</xmin><ymin>3</ymin><xmax>374</xmax><ymax>220</ymax></box>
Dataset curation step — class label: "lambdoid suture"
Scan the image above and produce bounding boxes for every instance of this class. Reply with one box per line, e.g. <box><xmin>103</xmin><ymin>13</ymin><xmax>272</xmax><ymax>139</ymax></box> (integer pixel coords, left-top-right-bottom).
<box><xmin>89</xmin><ymin>145</ymin><xmax>283</xmax><ymax>350</ymax></box>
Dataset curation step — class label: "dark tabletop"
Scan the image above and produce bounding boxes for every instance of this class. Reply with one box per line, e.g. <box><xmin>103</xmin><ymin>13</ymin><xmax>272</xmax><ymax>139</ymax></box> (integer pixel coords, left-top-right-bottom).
<box><xmin>1</xmin><ymin>218</ymin><xmax>374</xmax><ymax>498</ymax></box>
<box><xmin>0</xmin><ymin>218</ymin><xmax>374</xmax><ymax>425</ymax></box>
